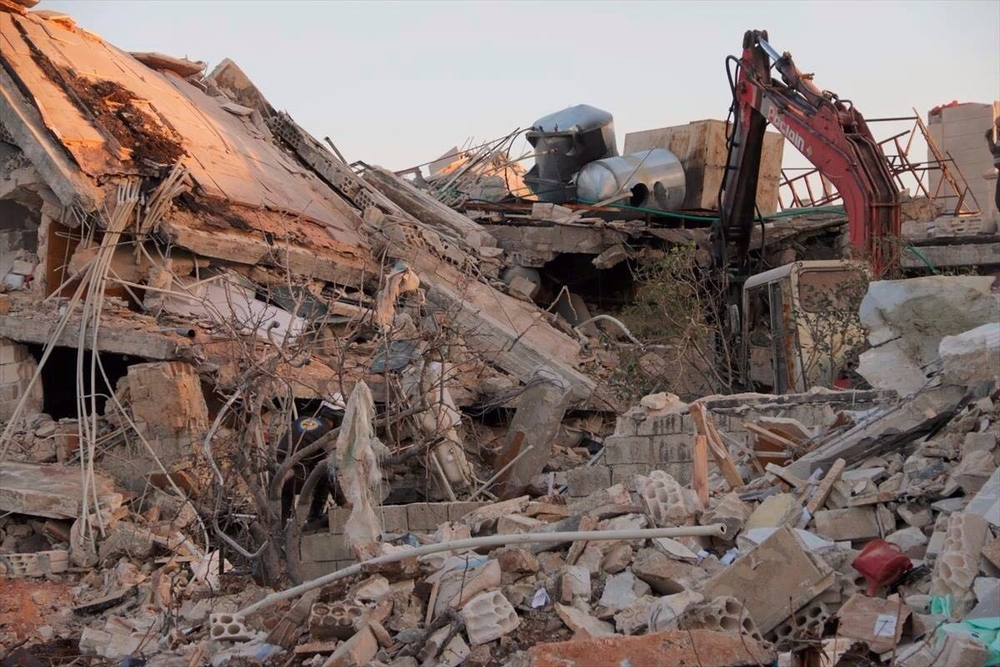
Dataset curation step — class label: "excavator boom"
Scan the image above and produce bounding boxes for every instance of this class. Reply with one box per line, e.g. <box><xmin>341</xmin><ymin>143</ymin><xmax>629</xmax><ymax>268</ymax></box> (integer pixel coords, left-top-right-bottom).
<box><xmin>719</xmin><ymin>30</ymin><xmax>901</xmax><ymax>276</ymax></box>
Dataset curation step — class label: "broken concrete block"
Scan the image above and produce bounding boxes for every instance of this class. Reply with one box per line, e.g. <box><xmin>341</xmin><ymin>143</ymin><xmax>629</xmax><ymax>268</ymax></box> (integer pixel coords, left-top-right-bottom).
<box><xmin>968</xmin><ymin>577</ymin><xmax>1000</xmax><ymax>619</ymax></box>
<box><xmin>982</xmin><ymin>536</ymin><xmax>1000</xmax><ymax>572</ymax></box>
<box><xmin>0</xmin><ymin>462</ymin><xmax>123</xmax><ymax>519</ymax></box>
<box><xmin>678</xmin><ymin>596</ymin><xmax>763</xmax><ymax>642</ymax></box>
<box><xmin>459</xmin><ymin>590</ymin><xmax>519</xmax><ymax>645</ymax></box>
<box><xmin>497</xmin><ymin>547</ymin><xmax>539</xmax><ymax>576</ymax></box>
<box><xmin>897</xmin><ymin>503</ymin><xmax>933</xmax><ymax>528</ymax></box>
<box><xmin>813</xmin><ymin>507</ymin><xmax>884</xmax><ymax>541</ymax></box>
<box><xmin>771</xmin><ymin>598</ymin><xmax>832</xmax><ymax>650</ymax></box>
<box><xmin>646</xmin><ymin>590</ymin><xmax>704</xmax><ymax>632</ymax></box>
<box><xmin>885</xmin><ymin>526</ymin><xmax>929</xmax><ymax>559</ymax></box>
<box><xmin>700</xmin><ymin>491</ymin><xmax>751</xmax><ymax>540</ymax></box>
<box><xmin>560</xmin><ymin>565</ymin><xmax>591</xmax><ymax>604</ymax></box>
<box><xmin>497</xmin><ymin>513</ymin><xmax>544</xmax><ymax>535</ymax></box>
<box><xmin>495</xmin><ymin>372</ymin><xmax>572</xmax><ymax>494</ymax></box>
<box><xmin>353</xmin><ymin>575</ymin><xmax>391</xmax><ymax>602</ymax></box>
<box><xmin>98</xmin><ymin>522</ymin><xmax>154</xmax><ymax>562</ymax></box>
<box><xmin>835</xmin><ymin>594</ymin><xmax>911</xmax><ymax>654</ymax></box>
<box><xmin>897</xmin><ymin>631</ymin><xmax>989</xmax><ymax>667</ymax></box>
<box><xmin>612</xmin><ymin>595</ymin><xmax>658</xmax><ymax>635</ymax></box>
<box><xmin>744</xmin><ymin>493</ymin><xmax>803</xmax><ymax>531</ymax></box>
<box><xmin>322</xmin><ymin>626</ymin><xmax>377</xmax><ymax>667</ymax></box>
<box><xmin>437</xmin><ymin>632</ymin><xmax>471</xmax><ymax>667</ymax></box>
<box><xmin>931</xmin><ymin>511</ymin><xmax>990</xmax><ymax>616</ymax></box>
<box><xmin>555</xmin><ymin>602</ymin><xmax>617</xmax><ymax>638</ymax></box>
<box><xmin>525</xmin><ymin>628</ymin><xmax>775</xmax><ymax>667</ymax></box>
<box><xmin>0</xmin><ymin>549</ymin><xmax>68</xmax><ymax>577</ymax></box>
<box><xmin>967</xmin><ymin>467</ymin><xmax>1000</xmax><ymax>529</ymax></box>
<box><xmin>964</xmin><ymin>432</ymin><xmax>998</xmax><ymax>455</ymax></box>
<box><xmin>940</xmin><ymin>321</ymin><xmax>1000</xmax><ymax>388</ymax></box>
<box><xmin>598</xmin><ymin>571</ymin><xmax>649</xmax><ymax>614</ymax></box>
<box><xmin>600</xmin><ymin>543</ymin><xmax>633</xmax><ymax>574</ymax></box>
<box><xmin>857</xmin><ymin>275</ymin><xmax>1000</xmax><ymax>396</ymax></box>
<box><xmin>461</xmin><ymin>496</ymin><xmax>530</xmax><ymax>532</ymax></box>
<box><xmin>209</xmin><ymin>613</ymin><xmax>252</xmax><ymax>642</ymax></box>
<box><xmin>703</xmin><ymin>526</ymin><xmax>835</xmax><ymax>636</ymax></box>
<box><xmin>309</xmin><ymin>602</ymin><xmax>365</xmax><ymax>641</ymax></box>
<box><xmin>636</xmin><ymin>470</ymin><xmax>698</xmax><ymax>527</ymax></box>
<box><xmin>127</xmin><ymin>361</ymin><xmax>209</xmax><ymax>455</ymax></box>
<box><xmin>447</xmin><ymin>559</ymin><xmax>501</xmax><ymax>610</ymax></box>
<box><xmin>631</xmin><ymin>548</ymin><xmax>708</xmax><ymax>595</ymax></box>
<box><xmin>950</xmin><ymin>450</ymin><xmax>995</xmax><ymax>495</ymax></box>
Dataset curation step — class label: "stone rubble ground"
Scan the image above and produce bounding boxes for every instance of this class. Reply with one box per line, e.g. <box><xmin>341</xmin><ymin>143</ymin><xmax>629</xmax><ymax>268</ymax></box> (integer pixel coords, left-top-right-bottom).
<box><xmin>0</xmin><ymin>2</ymin><xmax>999</xmax><ymax>666</ymax></box>
<box><xmin>2</xmin><ymin>293</ymin><xmax>998</xmax><ymax>666</ymax></box>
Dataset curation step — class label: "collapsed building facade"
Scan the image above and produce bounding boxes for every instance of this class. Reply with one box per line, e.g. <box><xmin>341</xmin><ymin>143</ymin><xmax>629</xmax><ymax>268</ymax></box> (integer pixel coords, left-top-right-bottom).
<box><xmin>1</xmin><ymin>4</ymin><xmax>1000</xmax><ymax>667</ymax></box>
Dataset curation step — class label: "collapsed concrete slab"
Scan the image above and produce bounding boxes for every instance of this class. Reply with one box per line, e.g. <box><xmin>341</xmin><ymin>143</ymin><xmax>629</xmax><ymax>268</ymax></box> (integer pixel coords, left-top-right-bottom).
<box><xmin>857</xmin><ymin>276</ymin><xmax>999</xmax><ymax>396</ymax></box>
<box><xmin>0</xmin><ymin>461</ymin><xmax>123</xmax><ymax>519</ymax></box>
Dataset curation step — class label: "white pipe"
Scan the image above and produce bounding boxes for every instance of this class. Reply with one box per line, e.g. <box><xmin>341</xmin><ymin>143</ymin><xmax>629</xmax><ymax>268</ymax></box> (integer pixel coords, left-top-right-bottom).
<box><xmin>239</xmin><ymin>523</ymin><xmax>726</xmax><ymax>616</ymax></box>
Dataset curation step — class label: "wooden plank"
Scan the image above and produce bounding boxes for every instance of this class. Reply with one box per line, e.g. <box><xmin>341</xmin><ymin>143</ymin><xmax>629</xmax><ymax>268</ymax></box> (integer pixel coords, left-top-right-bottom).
<box><xmin>764</xmin><ymin>463</ymin><xmax>806</xmax><ymax>490</ymax></box>
<box><xmin>805</xmin><ymin>458</ymin><xmax>846</xmax><ymax>515</ymax></box>
<box><xmin>692</xmin><ymin>435</ymin><xmax>709</xmax><ymax>508</ymax></box>
<box><xmin>744</xmin><ymin>422</ymin><xmax>805</xmax><ymax>454</ymax></box>
<box><xmin>689</xmin><ymin>402</ymin><xmax>744</xmax><ymax>489</ymax></box>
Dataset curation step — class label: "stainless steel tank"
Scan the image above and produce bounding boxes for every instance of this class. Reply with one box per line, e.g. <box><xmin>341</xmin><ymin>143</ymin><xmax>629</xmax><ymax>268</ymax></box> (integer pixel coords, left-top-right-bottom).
<box><xmin>524</xmin><ymin>105</ymin><xmax>617</xmax><ymax>204</ymax></box>
<box><xmin>575</xmin><ymin>148</ymin><xmax>686</xmax><ymax>211</ymax></box>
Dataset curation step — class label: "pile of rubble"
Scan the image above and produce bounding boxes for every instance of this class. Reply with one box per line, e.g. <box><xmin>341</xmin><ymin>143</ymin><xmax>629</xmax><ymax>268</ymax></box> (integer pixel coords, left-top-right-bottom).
<box><xmin>2</xmin><ymin>2</ymin><xmax>1000</xmax><ymax>667</ymax></box>
<box><xmin>2</xmin><ymin>280</ymin><xmax>999</xmax><ymax>665</ymax></box>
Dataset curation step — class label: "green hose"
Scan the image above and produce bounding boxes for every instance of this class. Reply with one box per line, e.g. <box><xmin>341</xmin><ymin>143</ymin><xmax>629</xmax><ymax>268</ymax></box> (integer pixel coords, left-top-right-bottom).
<box><xmin>574</xmin><ymin>198</ymin><xmax>846</xmax><ymax>222</ymax></box>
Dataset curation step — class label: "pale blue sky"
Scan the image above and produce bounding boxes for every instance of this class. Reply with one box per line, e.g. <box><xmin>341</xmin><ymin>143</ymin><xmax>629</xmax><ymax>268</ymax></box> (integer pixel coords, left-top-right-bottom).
<box><xmin>46</xmin><ymin>0</ymin><xmax>1000</xmax><ymax>173</ymax></box>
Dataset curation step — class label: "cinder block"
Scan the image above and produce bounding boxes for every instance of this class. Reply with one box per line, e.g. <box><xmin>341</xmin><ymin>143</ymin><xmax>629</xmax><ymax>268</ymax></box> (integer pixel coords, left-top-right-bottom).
<box><xmin>813</xmin><ymin>507</ymin><xmax>881</xmax><ymax>541</ymax></box>
<box><xmin>636</xmin><ymin>413</ymin><xmax>689</xmax><ymax>436</ymax></box>
<box><xmin>930</xmin><ymin>511</ymin><xmax>989</xmax><ymax>616</ymax></box>
<box><xmin>566</xmin><ymin>466</ymin><xmax>612</xmax><ymax>497</ymax></box>
<box><xmin>652</xmin><ymin>435</ymin><xmax>693</xmax><ymax>464</ymax></box>
<box><xmin>0</xmin><ymin>382</ymin><xmax>20</xmax><ymax>402</ymax></box>
<box><xmin>301</xmin><ymin>561</ymin><xmax>338</xmax><ymax>581</ymax></box>
<box><xmin>328</xmin><ymin>507</ymin><xmax>352</xmax><ymax>534</ymax></box>
<box><xmin>604</xmin><ymin>436</ymin><xmax>653</xmax><ymax>465</ymax></box>
<box><xmin>638</xmin><ymin>470</ymin><xmax>697</xmax><ymax>526</ymax></box>
<box><xmin>0</xmin><ymin>339</ymin><xmax>29</xmax><ymax>365</ymax></box>
<box><xmin>209</xmin><ymin>613</ymin><xmax>251</xmax><ymax>642</ymax></box>
<box><xmin>406</xmin><ymin>503</ymin><xmax>450</xmax><ymax>532</ymax></box>
<box><xmin>380</xmin><ymin>505</ymin><xmax>408</xmax><ymax>534</ymax></box>
<box><xmin>460</xmin><ymin>591</ymin><xmax>520</xmax><ymax>645</ymax></box>
<box><xmin>446</xmin><ymin>501</ymin><xmax>486</xmax><ymax>522</ymax></box>
<box><xmin>309</xmin><ymin>601</ymin><xmax>364</xmax><ymax>641</ymax></box>
<box><xmin>679</xmin><ymin>596</ymin><xmax>763</xmax><ymax>642</ymax></box>
<box><xmin>301</xmin><ymin>533</ymin><xmax>353</xmax><ymax>562</ymax></box>
<box><xmin>611</xmin><ymin>463</ymin><xmax>653</xmax><ymax>485</ymax></box>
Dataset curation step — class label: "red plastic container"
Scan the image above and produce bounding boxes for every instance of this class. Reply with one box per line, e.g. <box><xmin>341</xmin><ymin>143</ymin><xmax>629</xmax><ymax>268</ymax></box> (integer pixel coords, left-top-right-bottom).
<box><xmin>852</xmin><ymin>539</ymin><xmax>913</xmax><ymax>595</ymax></box>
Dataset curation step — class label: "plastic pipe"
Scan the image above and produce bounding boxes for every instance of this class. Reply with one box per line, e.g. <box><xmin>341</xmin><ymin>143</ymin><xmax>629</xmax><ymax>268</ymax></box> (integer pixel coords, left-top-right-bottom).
<box><xmin>240</xmin><ymin>522</ymin><xmax>726</xmax><ymax>616</ymax></box>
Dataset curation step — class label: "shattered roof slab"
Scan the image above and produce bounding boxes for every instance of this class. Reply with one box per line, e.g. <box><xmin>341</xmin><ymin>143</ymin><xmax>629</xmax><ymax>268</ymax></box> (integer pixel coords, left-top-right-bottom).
<box><xmin>0</xmin><ymin>9</ymin><xmax>370</xmax><ymax>282</ymax></box>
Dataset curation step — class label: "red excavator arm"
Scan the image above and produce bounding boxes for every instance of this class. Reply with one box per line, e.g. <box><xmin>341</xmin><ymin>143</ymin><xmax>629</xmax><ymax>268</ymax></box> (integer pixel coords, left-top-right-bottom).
<box><xmin>718</xmin><ymin>30</ymin><xmax>900</xmax><ymax>276</ymax></box>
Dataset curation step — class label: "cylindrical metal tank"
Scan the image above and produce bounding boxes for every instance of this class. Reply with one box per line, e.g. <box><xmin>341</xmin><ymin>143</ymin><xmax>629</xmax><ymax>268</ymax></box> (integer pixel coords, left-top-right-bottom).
<box><xmin>524</xmin><ymin>105</ymin><xmax>617</xmax><ymax>204</ymax></box>
<box><xmin>575</xmin><ymin>148</ymin><xmax>686</xmax><ymax>212</ymax></box>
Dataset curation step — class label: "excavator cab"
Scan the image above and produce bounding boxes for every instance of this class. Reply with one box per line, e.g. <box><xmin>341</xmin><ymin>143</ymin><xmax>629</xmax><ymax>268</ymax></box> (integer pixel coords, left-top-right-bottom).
<box><xmin>741</xmin><ymin>260</ymin><xmax>867</xmax><ymax>394</ymax></box>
